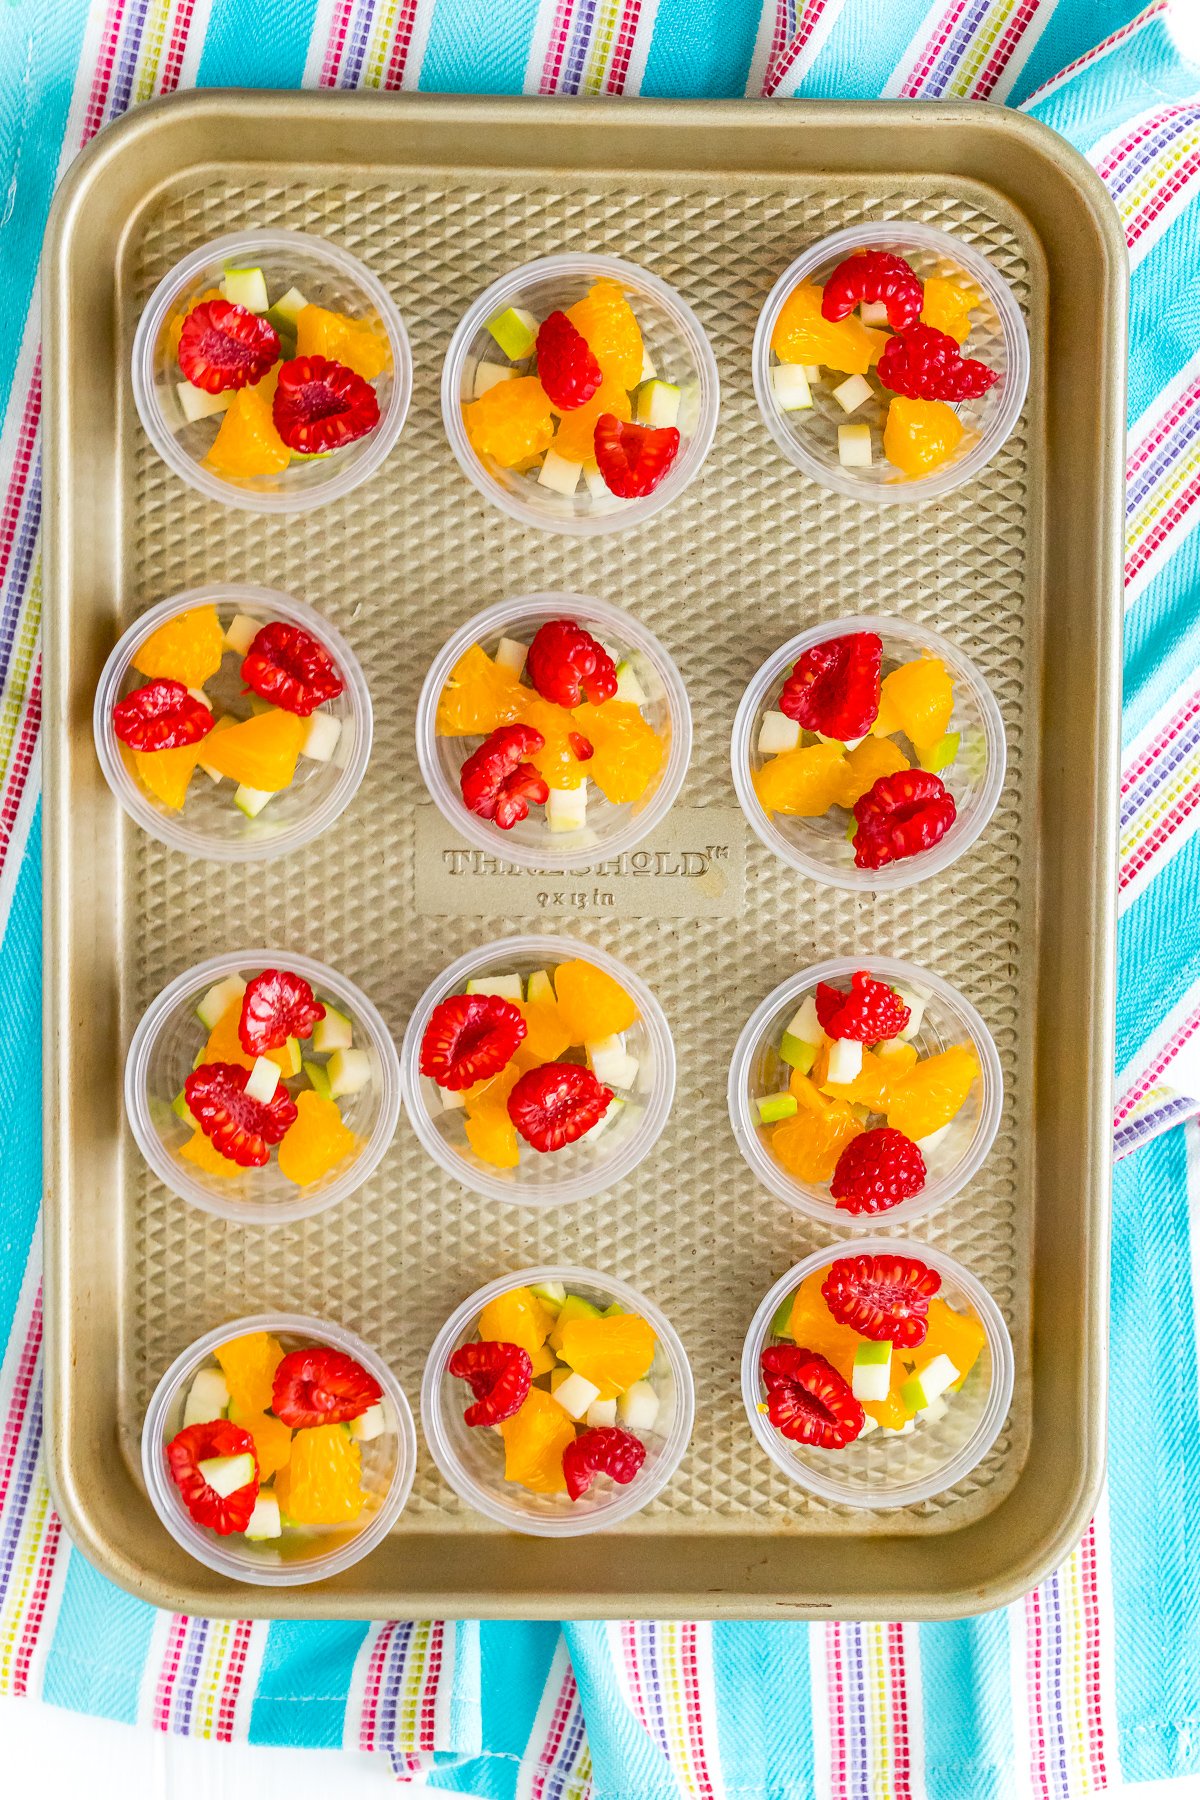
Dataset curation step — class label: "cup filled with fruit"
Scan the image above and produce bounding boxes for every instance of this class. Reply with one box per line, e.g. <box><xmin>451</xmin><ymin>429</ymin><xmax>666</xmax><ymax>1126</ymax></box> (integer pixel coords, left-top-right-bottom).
<box><xmin>753</xmin><ymin>222</ymin><xmax>1028</xmax><ymax>500</ymax></box>
<box><xmin>728</xmin><ymin>956</ymin><xmax>1002</xmax><ymax>1227</ymax></box>
<box><xmin>402</xmin><ymin>935</ymin><xmax>674</xmax><ymax>1206</ymax></box>
<box><xmin>731</xmin><ymin>615</ymin><xmax>1005</xmax><ymax>889</ymax></box>
<box><xmin>142</xmin><ymin>1313</ymin><xmax>417</xmax><ymax>1583</ymax></box>
<box><xmin>742</xmin><ymin>1242</ymin><xmax>1013</xmax><ymax>1507</ymax></box>
<box><xmin>126</xmin><ymin>950</ymin><xmax>402</xmax><ymax>1223</ymax></box>
<box><xmin>417</xmin><ymin>592</ymin><xmax>691</xmax><ymax>870</ymax></box>
<box><xmin>442</xmin><ymin>254</ymin><xmax>719</xmax><ymax>534</ymax></box>
<box><xmin>422</xmin><ymin>1268</ymin><xmax>693</xmax><ymax>1534</ymax></box>
<box><xmin>94</xmin><ymin>584</ymin><xmax>372</xmax><ymax>861</ymax></box>
<box><xmin>132</xmin><ymin>229</ymin><xmax>411</xmax><ymax>511</ymax></box>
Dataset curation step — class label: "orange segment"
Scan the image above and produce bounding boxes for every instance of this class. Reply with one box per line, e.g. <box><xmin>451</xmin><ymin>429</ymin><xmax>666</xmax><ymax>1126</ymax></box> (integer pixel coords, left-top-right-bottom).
<box><xmin>132</xmin><ymin>606</ymin><xmax>225</xmax><ymax>687</ymax></box>
<box><xmin>131</xmin><ymin>741</ymin><xmax>205</xmax><ymax>811</ymax></box>
<box><xmin>753</xmin><ymin>740</ymin><xmax>848</xmax><ymax>817</ymax></box>
<box><xmin>920</xmin><ymin>277</ymin><xmax>980</xmax><ymax>347</ymax></box>
<box><xmin>524</xmin><ymin>697</ymin><xmax>589</xmax><ymax>791</ymax></box>
<box><xmin>786</xmin><ymin>1272</ymin><xmax>907</xmax><ymax>1429</ymax></box>
<box><xmin>770</xmin><ymin>1102</ymin><xmax>861</xmax><ymax>1183</ymax></box>
<box><xmin>565</xmin><ymin>279</ymin><xmax>643</xmax><ymax>390</ymax></box>
<box><xmin>435</xmin><ymin>643</ymin><xmax>530</xmax><ymax>736</ymax></box>
<box><xmin>873</xmin><ymin>655</ymin><xmax>954</xmax><ymax>757</ymax></box>
<box><xmin>179</xmin><ymin>1129</ymin><xmax>239</xmax><ymax>1179</ymax></box>
<box><xmin>917</xmin><ymin>1296</ymin><xmax>986</xmax><ymax>1381</ymax></box>
<box><xmin>553</xmin><ymin>959</ymin><xmax>639</xmax><ymax>1043</ymax></box>
<box><xmin>500</xmin><ymin>1387</ymin><xmax>576</xmax><ymax>1492</ymax></box>
<box><xmin>836</xmin><ymin>735</ymin><xmax>910</xmax><ymax>807</ymax></box>
<box><xmin>478</xmin><ymin>1287</ymin><xmax>555</xmax><ymax>1360</ymax></box>
<box><xmin>788</xmin><ymin>1069</ymin><xmax>835</xmax><ymax>1112</ymax></box>
<box><xmin>874</xmin><ymin>1039</ymin><xmax>919</xmax><ymax>1078</ymax></box>
<box><xmin>556</xmin><ymin>1312</ymin><xmax>656</xmax><ymax>1400</ymax></box>
<box><xmin>885</xmin><ymin>1044</ymin><xmax>980</xmax><ymax>1141</ymax></box>
<box><xmin>196</xmin><ymin>708</ymin><xmax>305</xmax><ymax>791</ymax></box>
<box><xmin>883</xmin><ymin>396</ymin><xmax>963</xmax><ymax>476</ymax></box>
<box><xmin>206</xmin><ymin>386</ymin><xmax>291</xmax><ymax>478</ymax></box>
<box><xmin>571</xmin><ymin>700</ymin><xmax>663</xmax><ymax>805</ymax></box>
<box><xmin>278</xmin><ymin>1090</ymin><xmax>357</xmax><ymax>1186</ymax></box>
<box><xmin>518</xmin><ymin>997</ymin><xmax>571</xmax><ymax>1062</ymax></box>
<box><xmin>202</xmin><ymin>998</ymin><xmax>296</xmax><ymax>1076</ymax></box>
<box><xmin>229</xmin><ymin>1404</ymin><xmax>292</xmax><ymax>1479</ymax></box>
<box><xmin>463</xmin><ymin>375</ymin><xmax>555</xmax><ymax>469</ymax></box>
<box><xmin>550</xmin><ymin>371</ymin><xmax>631</xmax><ymax>462</ymax></box>
<box><xmin>771</xmin><ymin>283</ymin><xmax>889</xmax><ymax>375</ymax></box>
<box><xmin>214</xmin><ymin>1332</ymin><xmax>285</xmax><ymax>1415</ymax></box>
<box><xmin>294</xmin><ymin>304</ymin><xmax>389</xmax><ymax>380</ymax></box>
<box><xmin>821</xmin><ymin>1047</ymin><xmax>895</xmax><ymax>1112</ymax></box>
<box><xmin>464</xmin><ymin>1110</ymin><xmax>520</xmax><ymax>1168</ymax></box>
<box><xmin>275</xmin><ymin>1423</ymin><xmax>363</xmax><ymax>1524</ymax></box>
<box><xmin>462</xmin><ymin>1044</ymin><xmax>540</xmax><ymax>1118</ymax></box>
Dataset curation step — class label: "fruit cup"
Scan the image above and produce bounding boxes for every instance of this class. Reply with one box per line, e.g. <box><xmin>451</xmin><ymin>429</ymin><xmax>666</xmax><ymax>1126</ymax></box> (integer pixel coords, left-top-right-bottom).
<box><xmin>741</xmin><ymin>1241</ymin><xmax>1013</xmax><ymax>1508</ymax></box>
<box><xmin>132</xmin><ymin>228</ymin><xmax>412</xmax><ymax>512</ymax></box>
<box><xmin>142</xmin><ymin>1312</ymin><xmax>417</xmax><ymax>1585</ymax></box>
<box><xmin>728</xmin><ymin>955</ymin><xmax>1002</xmax><ymax>1228</ymax></box>
<box><xmin>731</xmin><ymin>615</ymin><xmax>1005</xmax><ymax>891</ymax></box>
<box><xmin>126</xmin><ymin>950</ymin><xmax>403</xmax><ymax>1224</ymax></box>
<box><xmin>401</xmin><ymin>934</ymin><xmax>675</xmax><ymax>1207</ymax></box>
<box><xmin>441</xmin><ymin>253</ymin><xmax>719</xmax><ymax>535</ymax></box>
<box><xmin>416</xmin><ymin>591</ymin><xmax>691</xmax><ymax>872</ymax></box>
<box><xmin>94</xmin><ymin>584</ymin><xmax>372</xmax><ymax>862</ymax></box>
<box><xmin>752</xmin><ymin>221</ymin><xmax>1028</xmax><ymax>502</ymax></box>
<box><xmin>422</xmin><ymin>1267</ymin><xmax>694</xmax><ymax>1535</ymax></box>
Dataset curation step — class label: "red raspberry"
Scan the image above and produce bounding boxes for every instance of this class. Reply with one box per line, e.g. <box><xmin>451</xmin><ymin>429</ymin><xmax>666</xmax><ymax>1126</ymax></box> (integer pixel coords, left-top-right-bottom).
<box><xmin>239</xmin><ymin>969</ymin><xmax>326</xmax><ymax>1055</ymax></box>
<box><xmin>830</xmin><ymin>1127</ymin><xmax>926</xmax><ymax>1214</ymax></box>
<box><xmin>460</xmin><ymin>724</ymin><xmax>550</xmax><ymax>831</ymax></box>
<box><xmin>272</xmin><ymin>354</ymin><xmax>380</xmax><ymax>454</ymax></box>
<box><xmin>878</xmin><ymin>324</ymin><xmax>999</xmax><ymax>402</ymax></box>
<box><xmin>760</xmin><ymin>1345</ymin><xmax>864</xmax><ymax>1448</ymax></box>
<box><xmin>814</xmin><ymin>971</ymin><xmax>911</xmax><ymax>1042</ymax></box>
<box><xmin>507</xmin><ymin>1062</ymin><xmax>613</xmax><ymax>1152</ymax></box>
<box><xmin>563</xmin><ymin>1426</ymin><xmax>647</xmax><ymax>1501</ymax></box>
<box><xmin>184</xmin><ymin>1062</ymin><xmax>298</xmax><ymax>1169</ymax></box>
<box><xmin>112</xmin><ymin>679</ymin><xmax>214</xmax><ymax>752</ymax></box>
<box><xmin>241</xmin><ymin>622</ymin><xmax>343</xmax><ymax>717</ymax></box>
<box><xmin>593</xmin><ymin>415</ymin><xmax>680</xmax><ymax>499</ymax></box>
<box><xmin>526</xmin><ymin>620</ymin><xmax>617</xmax><ymax>708</ymax></box>
<box><xmin>821</xmin><ymin>1253</ymin><xmax>942</xmax><ymax>1349</ymax></box>
<box><xmin>420</xmin><ymin>993</ymin><xmax>527</xmax><ymax>1091</ymax></box>
<box><xmin>448</xmin><ymin>1340</ymin><xmax>533</xmax><ymax>1427</ymax></box>
<box><xmin>177</xmin><ymin>299</ymin><xmax>280</xmax><ymax>394</ymax></box>
<box><xmin>852</xmin><ymin>769</ymin><xmax>957</xmax><ymax>870</ymax></box>
<box><xmin>820</xmin><ymin>250</ymin><xmax>924</xmax><ymax>331</ymax></box>
<box><xmin>271</xmin><ymin>1346</ymin><xmax>382</xmax><ymax>1428</ymax></box>
<box><xmin>536</xmin><ymin>310</ymin><xmax>603</xmax><ymax>412</ymax></box>
<box><xmin>166</xmin><ymin>1420</ymin><xmax>259</xmax><ymax>1533</ymax></box>
<box><xmin>778</xmin><ymin>633</ymin><xmax>882</xmax><ymax>740</ymax></box>
<box><xmin>568</xmin><ymin>731</ymin><xmax>595</xmax><ymax>762</ymax></box>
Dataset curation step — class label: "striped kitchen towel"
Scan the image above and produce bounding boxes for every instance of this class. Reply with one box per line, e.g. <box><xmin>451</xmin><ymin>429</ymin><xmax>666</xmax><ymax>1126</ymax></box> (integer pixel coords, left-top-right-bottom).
<box><xmin>0</xmin><ymin>0</ymin><xmax>1198</xmax><ymax>1794</ymax></box>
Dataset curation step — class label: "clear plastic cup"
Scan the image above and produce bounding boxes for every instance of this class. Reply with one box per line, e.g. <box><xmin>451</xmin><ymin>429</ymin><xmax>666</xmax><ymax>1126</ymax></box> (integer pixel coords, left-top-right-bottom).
<box><xmin>94</xmin><ymin>583</ymin><xmax>373</xmax><ymax>863</ymax></box>
<box><xmin>741</xmin><ymin>1240</ymin><xmax>1013</xmax><ymax>1509</ymax></box>
<box><xmin>142</xmin><ymin>1312</ymin><xmax>417</xmax><ymax>1585</ymax></box>
<box><xmin>441</xmin><ymin>253</ymin><xmax>719</xmax><ymax>535</ymax></box>
<box><xmin>126</xmin><ymin>949</ymin><xmax>403</xmax><ymax>1224</ymax></box>
<box><xmin>727</xmin><ymin>955</ymin><xmax>1002</xmax><ymax>1229</ymax></box>
<box><xmin>752</xmin><ymin>222</ymin><xmax>1029</xmax><ymax>502</ymax></box>
<box><xmin>422</xmin><ymin>1266</ymin><xmax>694</xmax><ymax>1536</ymax></box>
<box><xmin>730</xmin><ymin>614</ymin><xmax>1005</xmax><ymax>891</ymax></box>
<box><xmin>400</xmin><ymin>934</ymin><xmax>674</xmax><ymax>1207</ymax></box>
<box><xmin>131</xmin><ymin>228</ymin><xmax>412</xmax><ymax>513</ymax></box>
<box><xmin>416</xmin><ymin>591</ymin><xmax>692</xmax><ymax>873</ymax></box>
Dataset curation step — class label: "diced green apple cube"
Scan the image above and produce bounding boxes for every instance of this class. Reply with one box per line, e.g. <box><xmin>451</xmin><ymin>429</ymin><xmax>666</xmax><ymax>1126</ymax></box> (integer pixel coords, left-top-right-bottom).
<box><xmin>245</xmin><ymin>1056</ymin><xmax>281</xmax><ymax>1104</ymax></box>
<box><xmin>802</xmin><ymin>364</ymin><xmax>822</xmax><ymax>382</ymax></box>
<box><xmin>918</xmin><ymin>731</ymin><xmax>960</xmax><ymax>774</ymax></box>
<box><xmin>771</xmin><ymin>364</ymin><xmax>813</xmax><ymax>411</ymax></box>
<box><xmin>526</xmin><ymin>970</ymin><xmax>555</xmax><ymax>1006</ymax></box>
<box><xmin>826</xmin><ymin>1037</ymin><xmax>863</xmax><ymax>1085</ymax></box>
<box><xmin>274</xmin><ymin>1036</ymin><xmax>302</xmax><ymax>1078</ymax></box>
<box><xmin>838</xmin><ymin>423</ymin><xmax>873</xmax><ymax>468</ymax></box>
<box><xmin>859</xmin><ymin>300</ymin><xmax>890</xmax><ymax>327</ymax></box>
<box><xmin>769</xmin><ymin>1292</ymin><xmax>796</xmax><ymax>1338</ymax></box>
<box><xmin>617</xmin><ymin>1380</ymin><xmax>660</xmax><ymax>1433</ymax></box>
<box><xmin>785</xmin><ymin>997</ymin><xmax>824</xmax><ymax>1048</ymax></box>
<box><xmin>758</xmin><ymin>710</ymin><xmax>801</xmax><ymax>755</ymax></box>
<box><xmin>635</xmin><ymin>379</ymin><xmax>681</xmax><ymax>429</ymax></box>
<box><xmin>197</xmin><ymin>1452</ymin><xmax>256</xmax><ymax>1498</ymax></box>
<box><xmin>779</xmin><ymin>1033</ymin><xmax>817</xmax><ymax>1074</ymax></box>
<box><xmin>494</xmin><ymin>636</ymin><xmax>528</xmax><ymax>675</ymax></box>
<box><xmin>582</xmin><ymin>461</ymin><xmax>610</xmax><ymax>501</ymax></box>
<box><xmin>852</xmin><ymin>1340</ymin><xmax>892</xmax><ymax>1402</ymax></box>
<box><xmin>177</xmin><ymin>381</ymin><xmax>233</xmax><ymax>424</ymax></box>
<box><xmin>302</xmin><ymin>712</ymin><xmax>342</xmax><ymax>763</ymax></box>
<box><xmin>437</xmin><ymin>1084</ymin><xmax>465</xmax><ymax>1112</ymax></box>
<box><xmin>350</xmin><ymin>1403</ymin><xmax>386</xmax><ymax>1442</ymax></box>
<box><xmin>586</xmin><ymin>1397</ymin><xmax>618</xmax><ymax>1429</ymax></box>
<box><xmin>757</xmin><ymin>1092</ymin><xmax>798</xmax><ymax>1124</ymax></box>
<box><xmin>900</xmin><ymin>1354</ymin><xmax>959</xmax><ymax>1413</ymax></box>
<box><xmin>263</xmin><ymin>285</ymin><xmax>310</xmax><ymax>333</ymax></box>
<box><xmin>328</xmin><ymin>1047</ymin><xmax>371</xmax><ymax>1098</ymax></box>
<box><xmin>832</xmin><ymin>374</ymin><xmax>873</xmax><ymax>414</ymax></box>
<box><xmin>537</xmin><ymin>451</ymin><xmax>582</xmax><ymax>496</ymax></box>
<box><xmin>578</xmin><ymin>1094</ymin><xmax>624</xmax><ymax>1145</ymax></box>
<box><xmin>530</xmin><ymin>1280</ymin><xmax>567</xmax><ymax>1311</ymax></box>
<box><xmin>196</xmin><ymin>975</ymin><xmax>247</xmax><ymax>1030</ymax></box>
<box><xmin>613</xmin><ymin>659</ymin><xmax>649</xmax><ymax>707</ymax></box>
<box><xmin>466</xmin><ymin>975</ymin><xmax>523</xmax><ymax>1003</ymax></box>
<box><xmin>172</xmin><ymin>1090</ymin><xmax>198</xmax><ymax>1131</ymax></box>
<box><xmin>183</xmin><ymin>1367</ymin><xmax>230</xmax><ymax>1428</ymax></box>
<box><xmin>303</xmin><ymin>1059</ymin><xmax>333</xmax><ymax>1102</ymax></box>
<box><xmin>473</xmin><ymin>361</ymin><xmax>518</xmax><ymax>399</ymax></box>
<box><xmin>892</xmin><ymin>984</ymin><xmax>928</xmax><ymax>1041</ymax></box>
<box><xmin>243</xmin><ymin>1494</ymin><xmax>282</xmax><ymax>1540</ymax></box>
<box><xmin>486</xmin><ymin>306</ymin><xmax>537</xmax><ymax>361</ymax></box>
<box><xmin>234</xmin><ymin>784</ymin><xmax>275</xmax><ymax>818</ymax></box>
<box><xmin>587</xmin><ymin>1035</ymin><xmax>639</xmax><ymax>1090</ymax></box>
<box><xmin>858</xmin><ymin>1413</ymin><xmax>880</xmax><ymax>1436</ymax></box>
<box><xmin>916</xmin><ymin>1121</ymin><xmax>954</xmax><ymax>1157</ymax></box>
<box><xmin>312</xmin><ymin>1004</ymin><xmax>353</xmax><ymax>1053</ymax></box>
<box><xmin>677</xmin><ymin>379</ymin><xmax>701</xmax><ymax>435</ymax></box>
<box><xmin>223</xmin><ymin>613</ymin><xmax>263</xmax><ymax>657</ymax></box>
<box><xmin>550</xmin><ymin>1371</ymin><xmax>601</xmax><ymax>1420</ymax></box>
<box><xmin>817</xmin><ymin>729</ymin><xmax>866</xmax><ymax>752</ymax></box>
<box><xmin>639</xmin><ymin>349</ymin><xmax>657</xmax><ymax>383</ymax></box>
<box><xmin>220</xmin><ymin>266</ymin><xmax>270</xmax><ymax>313</ymax></box>
<box><xmin>547</xmin><ymin>784</ymin><xmax>587</xmax><ymax>833</ymax></box>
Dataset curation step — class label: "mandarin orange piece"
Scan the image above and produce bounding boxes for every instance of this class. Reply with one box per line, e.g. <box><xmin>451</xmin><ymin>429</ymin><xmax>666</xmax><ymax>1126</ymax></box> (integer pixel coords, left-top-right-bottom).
<box><xmin>435</xmin><ymin>643</ymin><xmax>530</xmax><ymax>736</ymax></box>
<box><xmin>132</xmin><ymin>606</ymin><xmax>225</xmax><ymax>688</ymax></box>
<box><xmin>201</xmin><ymin>998</ymin><xmax>296</xmax><ymax>1076</ymax></box>
<box><xmin>821</xmin><ymin>1047</ymin><xmax>894</xmax><ymax>1112</ymax></box>
<box><xmin>464</xmin><ymin>1109</ymin><xmax>520</xmax><ymax>1169</ymax></box>
<box><xmin>214</xmin><ymin>1331</ymin><xmax>285</xmax><ymax>1415</ymax></box>
<box><xmin>229</xmin><ymin>1404</ymin><xmax>293</xmax><ymax>1479</ymax></box>
<box><xmin>788</xmin><ymin>1069</ymin><xmax>835</xmax><ymax>1113</ymax></box>
<box><xmin>786</xmin><ymin>1272</ymin><xmax>908</xmax><ymax>1429</ymax></box>
<box><xmin>206</xmin><ymin>387</ymin><xmax>291</xmax><ymax>478</ymax></box>
<box><xmin>553</xmin><ymin>959</ymin><xmax>639</xmax><ymax>1043</ymax></box>
<box><xmin>294</xmin><ymin>304</ymin><xmax>389</xmax><ymax>380</ymax></box>
<box><xmin>771</xmin><ymin>283</ymin><xmax>889</xmax><ymax>375</ymax></box>
<box><xmin>463</xmin><ymin>376</ymin><xmax>555</xmax><ymax>469</ymax></box>
<box><xmin>836</xmin><ymin>735</ymin><xmax>910</xmax><ymax>807</ymax></box>
<box><xmin>278</xmin><ymin>1090</ymin><xmax>357</xmax><ymax>1186</ymax></box>
<box><xmin>565</xmin><ymin>279</ymin><xmax>643</xmax><ymax>391</ymax></box>
<box><xmin>916</xmin><ymin>1296</ymin><xmax>986</xmax><ymax>1381</ymax></box>
<box><xmin>883</xmin><ymin>396</ymin><xmax>963</xmax><ymax>476</ymax></box>
<box><xmin>131</xmin><ymin>741</ymin><xmax>206</xmax><ymax>812</ymax></box>
<box><xmin>885</xmin><ymin>1043</ymin><xmax>980</xmax><ymax>1141</ymax></box>
<box><xmin>770</xmin><ymin>1102</ymin><xmax>862</xmax><ymax>1183</ymax></box>
<box><xmin>874</xmin><ymin>1039</ymin><xmax>919</xmax><ymax>1078</ymax></box>
<box><xmin>478</xmin><ymin>1287</ymin><xmax>555</xmax><ymax>1360</ymax></box>
<box><xmin>873</xmin><ymin>655</ymin><xmax>954</xmax><ymax>757</ymax></box>
<box><xmin>920</xmin><ymin>277</ymin><xmax>980</xmax><ymax>347</ymax></box>
<box><xmin>179</xmin><ymin>1129</ymin><xmax>240</xmax><ymax>1180</ymax></box>
<box><xmin>550</xmin><ymin>371</ymin><xmax>632</xmax><ymax>461</ymax></box>
<box><xmin>524</xmin><ymin>696</ymin><xmax>590</xmax><ymax>791</ymax></box>
<box><xmin>500</xmin><ymin>1387</ymin><xmax>576</xmax><ymax>1492</ymax></box>
<box><xmin>555</xmin><ymin>1313</ymin><xmax>656</xmax><ymax>1400</ymax></box>
<box><xmin>195</xmin><ymin>708</ymin><xmax>306</xmax><ymax>791</ymax></box>
<box><xmin>571</xmin><ymin>700</ymin><xmax>663</xmax><ymax>804</ymax></box>
<box><xmin>518</xmin><ymin>997</ymin><xmax>571</xmax><ymax>1062</ymax></box>
<box><xmin>752</xmin><ymin>740</ymin><xmax>849</xmax><ymax>817</ymax></box>
<box><xmin>275</xmin><ymin>1423</ymin><xmax>363</xmax><ymax>1524</ymax></box>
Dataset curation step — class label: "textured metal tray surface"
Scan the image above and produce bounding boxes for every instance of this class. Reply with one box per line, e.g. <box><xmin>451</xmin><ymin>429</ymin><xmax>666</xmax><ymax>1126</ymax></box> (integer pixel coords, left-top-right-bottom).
<box><xmin>43</xmin><ymin>94</ymin><xmax>1125</xmax><ymax>1620</ymax></box>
